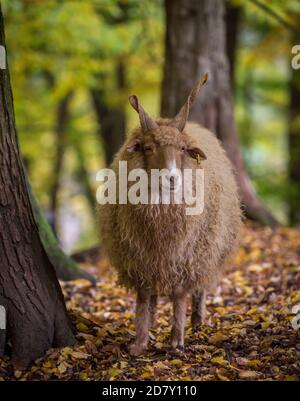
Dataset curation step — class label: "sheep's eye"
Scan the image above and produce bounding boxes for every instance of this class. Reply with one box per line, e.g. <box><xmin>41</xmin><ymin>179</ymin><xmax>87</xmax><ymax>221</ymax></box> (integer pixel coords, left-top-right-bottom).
<box><xmin>187</xmin><ymin>147</ymin><xmax>207</xmax><ymax>161</ymax></box>
<box><xmin>181</xmin><ymin>146</ymin><xmax>186</xmax><ymax>152</ymax></box>
<box><xmin>144</xmin><ymin>145</ymin><xmax>153</xmax><ymax>153</ymax></box>
<box><xmin>127</xmin><ymin>141</ymin><xmax>141</xmax><ymax>153</ymax></box>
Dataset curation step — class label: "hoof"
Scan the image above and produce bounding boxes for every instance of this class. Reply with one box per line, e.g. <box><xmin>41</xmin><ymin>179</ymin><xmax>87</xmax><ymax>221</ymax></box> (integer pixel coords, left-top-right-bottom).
<box><xmin>191</xmin><ymin>315</ymin><xmax>204</xmax><ymax>331</ymax></box>
<box><xmin>171</xmin><ymin>336</ymin><xmax>184</xmax><ymax>350</ymax></box>
<box><xmin>171</xmin><ymin>344</ymin><xmax>185</xmax><ymax>353</ymax></box>
<box><xmin>192</xmin><ymin>323</ymin><xmax>203</xmax><ymax>332</ymax></box>
<box><xmin>129</xmin><ymin>343</ymin><xmax>147</xmax><ymax>356</ymax></box>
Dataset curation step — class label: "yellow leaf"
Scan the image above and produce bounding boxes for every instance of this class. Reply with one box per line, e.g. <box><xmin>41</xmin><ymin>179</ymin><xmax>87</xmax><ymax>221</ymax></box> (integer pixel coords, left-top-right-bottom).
<box><xmin>120</xmin><ymin>361</ymin><xmax>128</xmax><ymax>369</ymax></box>
<box><xmin>76</xmin><ymin>322</ymin><xmax>89</xmax><ymax>333</ymax></box>
<box><xmin>149</xmin><ymin>331</ymin><xmax>155</xmax><ymax>340</ymax></box>
<box><xmin>170</xmin><ymin>359</ymin><xmax>183</xmax><ymax>366</ymax></box>
<box><xmin>216</xmin><ymin>369</ymin><xmax>230</xmax><ymax>381</ymax></box>
<box><xmin>79</xmin><ymin>372</ymin><xmax>89</xmax><ymax>380</ymax></box>
<box><xmin>70</xmin><ymin>351</ymin><xmax>89</xmax><ymax>359</ymax></box>
<box><xmin>14</xmin><ymin>371</ymin><xmax>22</xmax><ymax>379</ymax></box>
<box><xmin>248</xmin><ymin>264</ymin><xmax>263</xmax><ymax>272</ymax></box>
<box><xmin>285</xmin><ymin>375</ymin><xmax>298</xmax><ymax>381</ymax></box>
<box><xmin>215</xmin><ymin>307</ymin><xmax>227</xmax><ymax>316</ymax></box>
<box><xmin>109</xmin><ymin>368</ymin><xmax>122</xmax><ymax>378</ymax></box>
<box><xmin>211</xmin><ymin>356</ymin><xmax>227</xmax><ymax>366</ymax></box>
<box><xmin>154</xmin><ymin>361</ymin><xmax>169</xmax><ymax>370</ymax></box>
<box><xmin>208</xmin><ymin>333</ymin><xmax>229</xmax><ymax>344</ymax></box>
<box><xmin>238</xmin><ymin>370</ymin><xmax>259</xmax><ymax>379</ymax></box>
<box><xmin>141</xmin><ymin>371</ymin><xmax>153</xmax><ymax>378</ymax></box>
<box><xmin>244</xmin><ymin>286</ymin><xmax>254</xmax><ymax>296</ymax></box>
<box><xmin>57</xmin><ymin>362</ymin><xmax>68</xmax><ymax>374</ymax></box>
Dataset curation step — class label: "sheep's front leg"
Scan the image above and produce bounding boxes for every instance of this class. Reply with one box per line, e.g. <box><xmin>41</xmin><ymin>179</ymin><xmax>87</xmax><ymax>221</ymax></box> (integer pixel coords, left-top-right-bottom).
<box><xmin>171</xmin><ymin>289</ymin><xmax>187</xmax><ymax>349</ymax></box>
<box><xmin>191</xmin><ymin>289</ymin><xmax>207</xmax><ymax>329</ymax></box>
<box><xmin>149</xmin><ymin>294</ymin><xmax>157</xmax><ymax>327</ymax></box>
<box><xmin>130</xmin><ymin>289</ymin><xmax>151</xmax><ymax>356</ymax></box>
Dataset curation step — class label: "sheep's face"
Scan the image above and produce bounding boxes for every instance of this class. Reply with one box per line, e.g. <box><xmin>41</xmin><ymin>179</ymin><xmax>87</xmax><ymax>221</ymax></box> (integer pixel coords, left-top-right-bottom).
<box><xmin>126</xmin><ymin>73</ymin><xmax>208</xmax><ymax>194</ymax></box>
<box><xmin>126</xmin><ymin>125</ymin><xmax>206</xmax><ymax>193</ymax></box>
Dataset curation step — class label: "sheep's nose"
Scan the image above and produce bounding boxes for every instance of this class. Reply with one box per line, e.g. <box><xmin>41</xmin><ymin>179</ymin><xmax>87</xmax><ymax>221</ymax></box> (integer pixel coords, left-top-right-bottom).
<box><xmin>165</xmin><ymin>171</ymin><xmax>181</xmax><ymax>189</ymax></box>
<box><xmin>168</xmin><ymin>172</ymin><xmax>180</xmax><ymax>183</ymax></box>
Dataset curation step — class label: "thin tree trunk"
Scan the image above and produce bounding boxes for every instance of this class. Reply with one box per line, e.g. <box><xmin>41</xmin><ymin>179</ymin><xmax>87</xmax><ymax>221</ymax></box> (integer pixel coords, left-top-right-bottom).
<box><xmin>91</xmin><ymin>62</ymin><xmax>126</xmax><ymax>166</ymax></box>
<box><xmin>71</xmin><ymin>245</ymin><xmax>101</xmax><ymax>265</ymax></box>
<box><xmin>161</xmin><ymin>0</ymin><xmax>278</xmax><ymax>226</ymax></box>
<box><xmin>49</xmin><ymin>90</ymin><xmax>73</xmax><ymax>233</ymax></box>
<box><xmin>0</xmin><ymin>7</ymin><xmax>75</xmax><ymax>368</ymax></box>
<box><xmin>28</xmin><ymin>183</ymin><xmax>96</xmax><ymax>284</ymax></box>
<box><xmin>73</xmin><ymin>140</ymin><xmax>95</xmax><ymax>213</ymax></box>
<box><xmin>288</xmin><ymin>14</ymin><xmax>300</xmax><ymax>225</ymax></box>
<box><xmin>226</xmin><ymin>1</ymin><xmax>241</xmax><ymax>86</ymax></box>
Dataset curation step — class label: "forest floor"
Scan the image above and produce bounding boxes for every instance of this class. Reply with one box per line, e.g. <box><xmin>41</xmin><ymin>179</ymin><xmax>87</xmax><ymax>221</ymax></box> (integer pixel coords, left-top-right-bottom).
<box><xmin>1</xmin><ymin>224</ymin><xmax>300</xmax><ymax>381</ymax></box>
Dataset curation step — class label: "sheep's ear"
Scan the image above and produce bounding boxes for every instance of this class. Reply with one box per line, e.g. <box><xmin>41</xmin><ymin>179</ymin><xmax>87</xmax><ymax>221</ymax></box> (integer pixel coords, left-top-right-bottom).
<box><xmin>170</xmin><ymin>73</ymin><xmax>208</xmax><ymax>132</ymax></box>
<box><xmin>187</xmin><ymin>146</ymin><xmax>207</xmax><ymax>162</ymax></box>
<box><xmin>126</xmin><ymin>138</ymin><xmax>141</xmax><ymax>153</ymax></box>
<box><xmin>129</xmin><ymin>95</ymin><xmax>159</xmax><ymax>134</ymax></box>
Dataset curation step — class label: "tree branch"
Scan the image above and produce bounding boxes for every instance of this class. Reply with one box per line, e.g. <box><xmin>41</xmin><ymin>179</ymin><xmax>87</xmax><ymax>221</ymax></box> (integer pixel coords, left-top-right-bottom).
<box><xmin>249</xmin><ymin>0</ymin><xmax>300</xmax><ymax>34</ymax></box>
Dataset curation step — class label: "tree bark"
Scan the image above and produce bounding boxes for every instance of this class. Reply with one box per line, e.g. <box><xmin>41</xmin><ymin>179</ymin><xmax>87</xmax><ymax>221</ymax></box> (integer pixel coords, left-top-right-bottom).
<box><xmin>29</xmin><ymin>184</ymin><xmax>96</xmax><ymax>285</ymax></box>
<box><xmin>0</xmin><ymin>7</ymin><xmax>75</xmax><ymax>368</ymax></box>
<box><xmin>91</xmin><ymin>62</ymin><xmax>126</xmax><ymax>166</ymax></box>
<box><xmin>288</xmin><ymin>14</ymin><xmax>300</xmax><ymax>225</ymax></box>
<box><xmin>226</xmin><ymin>1</ymin><xmax>241</xmax><ymax>86</ymax></box>
<box><xmin>161</xmin><ymin>0</ymin><xmax>278</xmax><ymax>226</ymax></box>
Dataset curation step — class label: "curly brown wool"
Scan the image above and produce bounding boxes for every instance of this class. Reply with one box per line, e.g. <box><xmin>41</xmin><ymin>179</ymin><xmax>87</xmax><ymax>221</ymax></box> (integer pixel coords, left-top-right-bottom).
<box><xmin>98</xmin><ymin>75</ymin><xmax>242</xmax><ymax>355</ymax></box>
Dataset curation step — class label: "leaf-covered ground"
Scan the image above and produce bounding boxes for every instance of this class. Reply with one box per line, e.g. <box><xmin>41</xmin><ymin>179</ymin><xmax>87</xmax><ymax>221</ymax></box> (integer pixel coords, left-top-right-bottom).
<box><xmin>1</xmin><ymin>224</ymin><xmax>300</xmax><ymax>381</ymax></box>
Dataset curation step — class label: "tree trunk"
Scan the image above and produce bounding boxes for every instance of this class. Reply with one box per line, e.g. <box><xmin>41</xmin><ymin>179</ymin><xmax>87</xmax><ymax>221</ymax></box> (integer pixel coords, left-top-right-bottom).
<box><xmin>161</xmin><ymin>0</ymin><xmax>278</xmax><ymax>227</ymax></box>
<box><xmin>288</xmin><ymin>16</ymin><xmax>300</xmax><ymax>225</ymax></box>
<box><xmin>0</xmin><ymin>8</ymin><xmax>75</xmax><ymax>368</ymax></box>
<box><xmin>73</xmin><ymin>140</ymin><xmax>95</xmax><ymax>213</ymax></box>
<box><xmin>29</xmin><ymin>184</ymin><xmax>96</xmax><ymax>285</ymax></box>
<box><xmin>72</xmin><ymin>245</ymin><xmax>101</xmax><ymax>265</ymax></box>
<box><xmin>91</xmin><ymin>62</ymin><xmax>126</xmax><ymax>166</ymax></box>
<box><xmin>225</xmin><ymin>1</ymin><xmax>241</xmax><ymax>86</ymax></box>
<box><xmin>49</xmin><ymin>90</ymin><xmax>73</xmax><ymax>233</ymax></box>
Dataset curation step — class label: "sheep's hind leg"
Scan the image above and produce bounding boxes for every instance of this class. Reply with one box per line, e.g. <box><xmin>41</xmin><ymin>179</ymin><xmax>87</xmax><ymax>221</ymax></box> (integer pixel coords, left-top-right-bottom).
<box><xmin>130</xmin><ymin>289</ymin><xmax>151</xmax><ymax>356</ymax></box>
<box><xmin>149</xmin><ymin>294</ymin><xmax>157</xmax><ymax>327</ymax></box>
<box><xmin>171</xmin><ymin>289</ymin><xmax>187</xmax><ymax>349</ymax></box>
<box><xmin>191</xmin><ymin>289</ymin><xmax>207</xmax><ymax>330</ymax></box>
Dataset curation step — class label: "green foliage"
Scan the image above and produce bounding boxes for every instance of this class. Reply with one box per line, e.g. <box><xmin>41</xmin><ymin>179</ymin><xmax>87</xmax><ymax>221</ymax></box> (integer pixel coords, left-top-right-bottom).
<box><xmin>2</xmin><ymin>0</ymin><xmax>163</xmax><ymax>249</ymax></box>
<box><xmin>3</xmin><ymin>0</ymin><xmax>300</xmax><ymax>248</ymax></box>
<box><xmin>232</xmin><ymin>0</ymin><xmax>300</xmax><ymax>223</ymax></box>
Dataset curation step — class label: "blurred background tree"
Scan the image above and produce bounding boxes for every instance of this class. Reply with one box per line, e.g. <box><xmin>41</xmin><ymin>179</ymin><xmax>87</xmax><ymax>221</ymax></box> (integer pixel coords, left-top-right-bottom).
<box><xmin>2</xmin><ymin>0</ymin><xmax>300</xmax><ymax>253</ymax></box>
<box><xmin>288</xmin><ymin>9</ymin><xmax>300</xmax><ymax>224</ymax></box>
<box><xmin>161</xmin><ymin>0</ymin><xmax>278</xmax><ymax>226</ymax></box>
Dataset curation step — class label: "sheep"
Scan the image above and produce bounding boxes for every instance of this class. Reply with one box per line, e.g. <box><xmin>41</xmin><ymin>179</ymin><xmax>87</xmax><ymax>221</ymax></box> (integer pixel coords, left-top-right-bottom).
<box><xmin>97</xmin><ymin>74</ymin><xmax>242</xmax><ymax>356</ymax></box>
